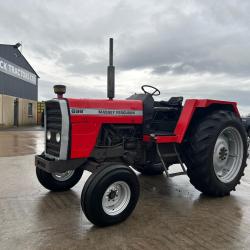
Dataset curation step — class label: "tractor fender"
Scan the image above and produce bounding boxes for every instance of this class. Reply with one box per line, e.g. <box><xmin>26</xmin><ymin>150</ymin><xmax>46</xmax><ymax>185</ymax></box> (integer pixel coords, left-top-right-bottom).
<box><xmin>174</xmin><ymin>99</ymin><xmax>240</xmax><ymax>143</ymax></box>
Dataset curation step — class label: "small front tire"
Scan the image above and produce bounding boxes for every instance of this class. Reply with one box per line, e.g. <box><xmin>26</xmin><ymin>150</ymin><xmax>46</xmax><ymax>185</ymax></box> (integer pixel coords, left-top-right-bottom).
<box><xmin>81</xmin><ymin>164</ymin><xmax>140</xmax><ymax>227</ymax></box>
<box><xmin>36</xmin><ymin>167</ymin><xmax>84</xmax><ymax>192</ymax></box>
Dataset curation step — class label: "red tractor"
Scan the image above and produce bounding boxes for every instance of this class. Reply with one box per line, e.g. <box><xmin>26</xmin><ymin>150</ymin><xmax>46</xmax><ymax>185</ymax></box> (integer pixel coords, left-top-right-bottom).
<box><xmin>35</xmin><ymin>39</ymin><xmax>248</xmax><ymax>226</ymax></box>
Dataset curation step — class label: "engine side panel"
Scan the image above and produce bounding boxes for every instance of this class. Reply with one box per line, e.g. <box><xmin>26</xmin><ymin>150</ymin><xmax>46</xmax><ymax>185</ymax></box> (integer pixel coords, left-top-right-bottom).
<box><xmin>67</xmin><ymin>98</ymin><xmax>143</xmax><ymax>158</ymax></box>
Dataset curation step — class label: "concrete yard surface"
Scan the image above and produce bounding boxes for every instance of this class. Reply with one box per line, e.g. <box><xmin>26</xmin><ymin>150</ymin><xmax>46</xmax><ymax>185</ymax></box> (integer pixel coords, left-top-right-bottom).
<box><xmin>0</xmin><ymin>129</ymin><xmax>250</xmax><ymax>250</ymax></box>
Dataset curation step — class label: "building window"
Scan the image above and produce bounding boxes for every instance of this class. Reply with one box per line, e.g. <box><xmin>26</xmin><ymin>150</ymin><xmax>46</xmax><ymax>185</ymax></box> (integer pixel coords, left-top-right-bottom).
<box><xmin>28</xmin><ymin>103</ymin><xmax>33</xmax><ymax>117</ymax></box>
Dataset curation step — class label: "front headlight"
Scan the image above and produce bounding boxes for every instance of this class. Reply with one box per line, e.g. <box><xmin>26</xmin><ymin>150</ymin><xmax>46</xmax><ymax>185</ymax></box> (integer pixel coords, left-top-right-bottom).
<box><xmin>47</xmin><ymin>131</ymin><xmax>51</xmax><ymax>140</ymax></box>
<box><xmin>56</xmin><ymin>132</ymin><xmax>61</xmax><ymax>143</ymax></box>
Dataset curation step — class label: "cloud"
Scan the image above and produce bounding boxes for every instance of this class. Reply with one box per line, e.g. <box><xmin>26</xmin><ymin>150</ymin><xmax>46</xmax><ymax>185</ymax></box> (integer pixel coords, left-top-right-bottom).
<box><xmin>38</xmin><ymin>80</ymin><xmax>106</xmax><ymax>101</ymax></box>
<box><xmin>117</xmin><ymin>1</ymin><xmax>250</xmax><ymax>77</ymax></box>
<box><xmin>1</xmin><ymin>0</ymin><xmax>250</xmax><ymax>114</ymax></box>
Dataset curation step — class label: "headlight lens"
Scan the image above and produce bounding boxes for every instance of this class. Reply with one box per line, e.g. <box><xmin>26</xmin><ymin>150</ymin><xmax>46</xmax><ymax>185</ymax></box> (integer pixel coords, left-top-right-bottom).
<box><xmin>56</xmin><ymin>132</ymin><xmax>61</xmax><ymax>143</ymax></box>
<box><xmin>46</xmin><ymin>131</ymin><xmax>51</xmax><ymax>140</ymax></box>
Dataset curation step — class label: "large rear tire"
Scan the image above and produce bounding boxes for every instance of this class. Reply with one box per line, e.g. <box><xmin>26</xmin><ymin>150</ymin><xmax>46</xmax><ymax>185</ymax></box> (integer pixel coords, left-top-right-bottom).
<box><xmin>81</xmin><ymin>164</ymin><xmax>140</xmax><ymax>226</ymax></box>
<box><xmin>184</xmin><ymin>110</ymin><xmax>247</xmax><ymax>197</ymax></box>
<box><xmin>36</xmin><ymin>167</ymin><xmax>84</xmax><ymax>192</ymax></box>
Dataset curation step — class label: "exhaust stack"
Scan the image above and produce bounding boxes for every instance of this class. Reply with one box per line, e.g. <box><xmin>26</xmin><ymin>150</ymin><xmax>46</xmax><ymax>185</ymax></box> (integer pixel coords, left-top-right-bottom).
<box><xmin>107</xmin><ymin>38</ymin><xmax>115</xmax><ymax>100</ymax></box>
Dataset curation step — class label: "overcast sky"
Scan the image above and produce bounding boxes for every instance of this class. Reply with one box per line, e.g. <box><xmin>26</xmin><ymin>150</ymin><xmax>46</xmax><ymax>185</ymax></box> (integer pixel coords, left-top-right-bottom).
<box><xmin>1</xmin><ymin>0</ymin><xmax>250</xmax><ymax>114</ymax></box>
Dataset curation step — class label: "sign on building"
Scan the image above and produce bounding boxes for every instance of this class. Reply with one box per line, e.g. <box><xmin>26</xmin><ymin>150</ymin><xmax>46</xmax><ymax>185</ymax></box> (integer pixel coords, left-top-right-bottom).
<box><xmin>0</xmin><ymin>56</ymin><xmax>36</xmax><ymax>85</ymax></box>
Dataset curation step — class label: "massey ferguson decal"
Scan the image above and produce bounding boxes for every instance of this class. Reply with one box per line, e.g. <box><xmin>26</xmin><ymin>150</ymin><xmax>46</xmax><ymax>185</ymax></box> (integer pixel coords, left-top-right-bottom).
<box><xmin>70</xmin><ymin>108</ymin><xmax>142</xmax><ymax>116</ymax></box>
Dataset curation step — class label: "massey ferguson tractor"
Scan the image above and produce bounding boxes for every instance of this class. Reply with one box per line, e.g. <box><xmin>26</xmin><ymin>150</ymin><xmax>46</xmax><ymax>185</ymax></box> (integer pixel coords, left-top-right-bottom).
<box><xmin>35</xmin><ymin>38</ymin><xmax>248</xmax><ymax>227</ymax></box>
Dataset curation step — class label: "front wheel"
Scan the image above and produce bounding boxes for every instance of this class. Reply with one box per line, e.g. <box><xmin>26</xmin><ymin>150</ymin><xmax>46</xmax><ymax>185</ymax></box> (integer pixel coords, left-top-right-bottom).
<box><xmin>184</xmin><ymin>110</ymin><xmax>248</xmax><ymax>197</ymax></box>
<box><xmin>36</xmin><ymin>167</ymin><xmax>84</xmax><ymax>192</ymax></box>
<box><xmin>81</xmin><ymin>164</ymin><xmax>140</xmax><ymax>227</ymax></box>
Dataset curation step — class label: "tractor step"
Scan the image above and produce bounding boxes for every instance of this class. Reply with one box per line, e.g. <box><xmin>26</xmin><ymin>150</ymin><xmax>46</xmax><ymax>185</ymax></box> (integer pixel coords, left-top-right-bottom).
<box><xmin>155</xmin><ymin>142</ymin><xmax>187</xmax><ymax>177</ymax></box>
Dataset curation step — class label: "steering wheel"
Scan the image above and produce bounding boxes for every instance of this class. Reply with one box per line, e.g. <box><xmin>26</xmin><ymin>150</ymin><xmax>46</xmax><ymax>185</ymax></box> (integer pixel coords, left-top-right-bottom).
<box><xmin>141</xmin><ymin>85</ymin><xmax>161</xmax><ymax>96</ymax></box>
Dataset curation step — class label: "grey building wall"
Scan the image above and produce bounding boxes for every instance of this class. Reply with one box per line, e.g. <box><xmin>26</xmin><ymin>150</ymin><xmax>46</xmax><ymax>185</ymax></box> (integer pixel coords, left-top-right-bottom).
<box><xmin>0</xmin><ymin>72</ymin><xmax>38</xmax><ymax>101</ymax></box>
<box><xmin>0</xmin><ymin>44</ymin><xmax>39</xmax><ymax>101</ymax></box>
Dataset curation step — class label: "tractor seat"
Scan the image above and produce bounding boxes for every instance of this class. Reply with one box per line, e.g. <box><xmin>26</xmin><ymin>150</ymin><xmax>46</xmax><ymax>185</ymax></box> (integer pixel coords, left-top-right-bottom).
<box><xmin>159</xmin><ymin>96</ymin><xmax>183</xmax><ymax>107</ymax></box>
<box><xmin>154</xmin><ymin>96</ymin><xmax>183</xmax><ymax>111</ymax></box>
<box><xmin>153</xmin><ymin>106</ymin><xmax>178</xmax><ymax>111</ymax></box>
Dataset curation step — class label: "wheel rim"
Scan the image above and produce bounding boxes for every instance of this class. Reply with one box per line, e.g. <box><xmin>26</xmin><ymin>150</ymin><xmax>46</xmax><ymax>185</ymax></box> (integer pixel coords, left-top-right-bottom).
<box><xmin>213</xmin><ymin>127</ymin><xmax>243</xmax><ymax>183</ymax></box>
<box><xmin>52</xmin><ymin>170</ymin><xmax>75</xmax><ymax>181</ymax></box>
<box><xmin>102</xmin><ymin>181</ymin><xmax>131</xmax><ymax>216</ymax></box>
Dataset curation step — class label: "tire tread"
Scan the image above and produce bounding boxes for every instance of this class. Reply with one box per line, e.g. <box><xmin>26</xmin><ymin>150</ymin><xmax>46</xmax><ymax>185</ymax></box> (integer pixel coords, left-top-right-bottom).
<box><xmin>184</xmin><ymin>110</ymin><xmax>247</xmax><ymax>196</ymax></box>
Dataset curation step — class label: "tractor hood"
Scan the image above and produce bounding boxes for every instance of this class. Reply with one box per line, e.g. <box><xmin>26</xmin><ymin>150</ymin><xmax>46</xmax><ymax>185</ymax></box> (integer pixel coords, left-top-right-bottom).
<box><xmin>64</xmin><ymin>98</ymin><xmax>143</xmax><ymax>158</ymax></box>
<box><xmin>66</xmin><ymin>98</ymin><xmax>143</xmax><ymax>124</ymax></box>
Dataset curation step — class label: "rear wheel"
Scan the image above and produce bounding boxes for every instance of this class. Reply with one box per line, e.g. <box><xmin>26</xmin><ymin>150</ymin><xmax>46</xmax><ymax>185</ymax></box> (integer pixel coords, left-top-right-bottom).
<box><xmin>184</xmin><ymin>110</ymin><xmax>247</xmax><ymax>197</ymax></box>
<box><xmin>81</xmin><ymin>164</ymin><xmax>140</xmax><ymax>226</ymax></box>
<box><xmin>36</xmin><ymin>167</ymin><xmax>84</xmax><ymax>192</ymax></box>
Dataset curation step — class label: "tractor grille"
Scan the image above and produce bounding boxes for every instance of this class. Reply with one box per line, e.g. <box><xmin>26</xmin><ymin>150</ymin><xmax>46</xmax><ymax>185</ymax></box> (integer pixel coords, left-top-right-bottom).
<box><xmin>45</xmin><ymin>101</ymin><xmax>62</xmax><ymax>157</ymax></box>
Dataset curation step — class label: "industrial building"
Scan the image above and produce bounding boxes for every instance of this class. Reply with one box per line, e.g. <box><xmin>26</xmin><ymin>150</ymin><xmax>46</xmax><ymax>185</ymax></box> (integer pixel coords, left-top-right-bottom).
<box><xmin>0</xmin><ymin>43</ymin><xmax>39</xmax><ymax>127</ymax></box>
